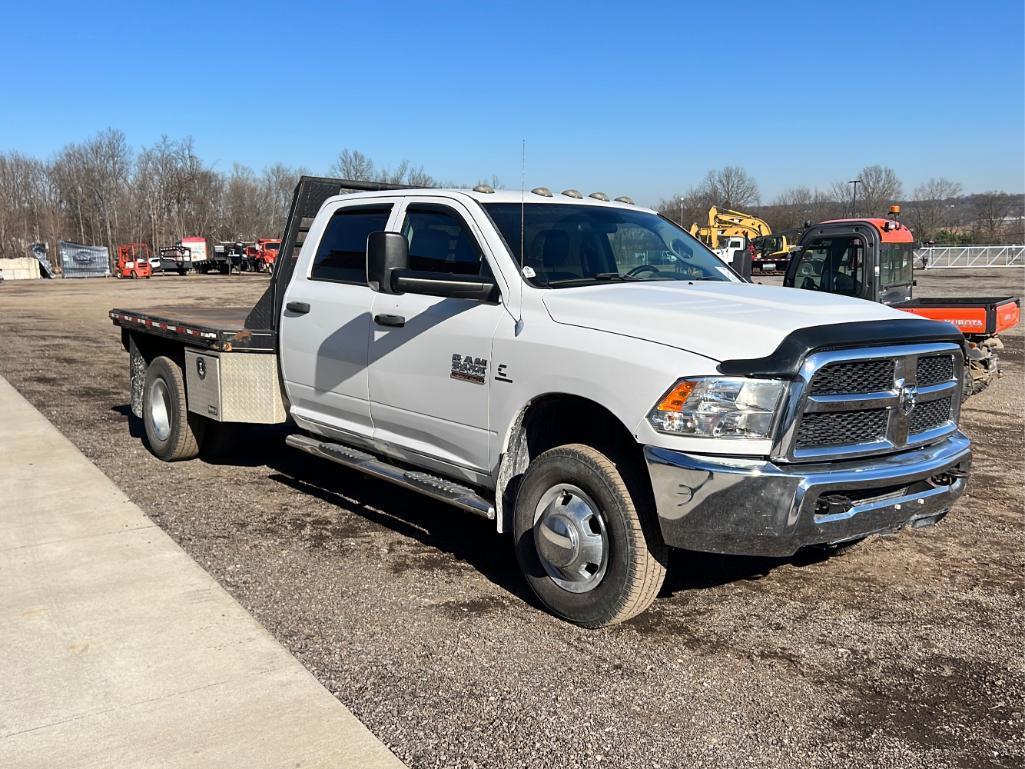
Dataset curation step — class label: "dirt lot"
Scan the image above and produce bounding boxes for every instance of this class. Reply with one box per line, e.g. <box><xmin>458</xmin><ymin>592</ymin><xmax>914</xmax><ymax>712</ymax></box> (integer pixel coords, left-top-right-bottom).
<box><xmin>1</xmin><ymin>269</ymin><xmax>1022</xmax><ymax>769</ymax></box>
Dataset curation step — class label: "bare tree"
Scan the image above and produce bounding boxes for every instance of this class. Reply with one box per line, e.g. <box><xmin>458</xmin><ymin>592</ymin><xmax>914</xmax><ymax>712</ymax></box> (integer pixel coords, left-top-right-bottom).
<box><xmin>701</xmin><ymin>166</ymin><xmax>760</xmax><ymax>210</ymax></box>
<box><xmin>259</xmin><ymin>163</ymin><xmax>307</xmax><ymax>235</ymax></box>
<box><xmin>378</xmin><ymin>160</ymin><xmax>409</xmax><ymax>185</ymax></box>
<box><xmin>406</xmin><ymin>165</ymin><xmax>435</xmax><ymax>187</ymax></box>
<box><xmin>763</xmin><ymin>186</ymin><xmax>843</xmax><ymax>231</ymax></box>
<box><xmin>654</xmin><ymin>186</ymin><xmax>711</xmax><ymax>228</ymax></box>
<box><xmin>0</xmin><ymin>154</ymin><xmax>41</xmax><ymax>257</ymax></box>
<box><xmin>833</xmin><ymin>165</ymin><xmax>903</xmax><ymax>217</ymax></box>
<box><xmin>907</xmin><ymin>178</ymin><xmax>962</xmax><ymax>241</ymax></box>
<box><xmin>971</xmin><ymin>192</ymin><xmax>1017</xmax><ymax>243</ymax></box>
<box><xmin>330</xmin><ymin>149</ymin><xmax>375</xmax><ymax>181</ymax></box>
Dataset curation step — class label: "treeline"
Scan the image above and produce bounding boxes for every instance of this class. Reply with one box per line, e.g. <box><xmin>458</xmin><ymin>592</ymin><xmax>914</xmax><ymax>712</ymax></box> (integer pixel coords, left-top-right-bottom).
<box><xmin>0</xmin><ymin>130</ymin><xmax>302</xmax><ymax>262</ymax></box>
<box><xmin>0</xmin><ymin>130</ymin><xmax>446</xmax><ymax>266</ymax></box>
<box><xmin>2</xmin><ymin>130</ymin><xmax>1022</xmax><ymax>268</ymax></box>
<box><xmin>656</xmin><ymin>165</ymin><xmax>1024</xmax><ymax>244</ymax></box>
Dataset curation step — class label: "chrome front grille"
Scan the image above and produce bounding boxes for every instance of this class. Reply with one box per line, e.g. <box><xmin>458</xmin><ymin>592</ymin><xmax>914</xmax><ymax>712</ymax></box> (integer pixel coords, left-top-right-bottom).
<box><xmin>778</xmin><ymin>343</ymin><xmax>963</xmax><ymax>462</ymax></box>
<box><xmin>917</xmin><ymin>354</ymin><xmax>955</xmax><ymax>387</ymax></box>
<box><xmin>795</xmin><ymin>408</ymin><xmax>889</xmax><ymax>448</ymax></box>
<box><xmin>909</xmin><ymin>397</ymin><xmax>952</xmax><ymax>434</ymax></box>
<box><xmin>808</xmin><ymin>359</ymin><xmax>895</xmax><ymax>395</ymax></box>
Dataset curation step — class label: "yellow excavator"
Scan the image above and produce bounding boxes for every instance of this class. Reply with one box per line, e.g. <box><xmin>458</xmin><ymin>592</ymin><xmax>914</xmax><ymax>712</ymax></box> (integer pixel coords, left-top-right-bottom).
<box><xmin>690</xmin><ymin>206</ymin><xmax>770</xmax><ymax>248</ymax></box>
<box><xmin>690</xmin><ymin>206</ymin><xmax>798</xmax><ymax>272</ymax></box>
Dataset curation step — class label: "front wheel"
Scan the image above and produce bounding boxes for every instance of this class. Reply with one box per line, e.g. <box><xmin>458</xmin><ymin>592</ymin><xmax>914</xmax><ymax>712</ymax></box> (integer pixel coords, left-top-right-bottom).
<box><xmin>513</xmin><ymin>444</ymin><xmax>667</xmax><ymax>627</ymax></box>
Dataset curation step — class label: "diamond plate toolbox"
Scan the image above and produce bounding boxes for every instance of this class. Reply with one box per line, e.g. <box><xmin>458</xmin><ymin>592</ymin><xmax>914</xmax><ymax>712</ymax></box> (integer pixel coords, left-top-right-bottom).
<box><xmin>185</xmin><ymin>349</ymin><xmax>287</xmax><ymax>424</ymax></box>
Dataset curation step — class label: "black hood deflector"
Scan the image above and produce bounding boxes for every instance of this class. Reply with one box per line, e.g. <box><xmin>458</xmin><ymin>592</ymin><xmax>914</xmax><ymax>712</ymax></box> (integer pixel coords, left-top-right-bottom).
<box><xmin>717</xmin><ymin>318</ymin><xmax>964</xmax><ymax>378</ymax></box>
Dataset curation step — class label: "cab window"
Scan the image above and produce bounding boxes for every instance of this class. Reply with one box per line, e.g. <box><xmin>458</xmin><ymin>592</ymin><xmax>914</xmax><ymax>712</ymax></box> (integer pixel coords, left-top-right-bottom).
<box><xmin>793</xmin><ymin>236</ymin><xmax>863</xmax><ymax>296</ymax></box>
<box><xmin>402</xmin><ymin>207</ymin><xmax>485</xmax><ymax>276</ymax></box>
<box><xmin>880</xmin><ymin>243</ymin><xmax>913</xmax><ymax>287</ymax></box>
<box><xmin>310</xmin><ymin>206</ymin><xmax>393</xmax><ymax>283</ymax></box>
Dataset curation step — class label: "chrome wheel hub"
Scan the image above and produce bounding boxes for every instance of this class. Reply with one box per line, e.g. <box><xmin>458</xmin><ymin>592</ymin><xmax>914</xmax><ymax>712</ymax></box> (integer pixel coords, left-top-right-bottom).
<box><xmin>533</xmin><ymin>484</ymin><xmax>609</xmax><ymax>593</ymax></box>
<box><xmin>148</xmin><ymin>378</ymin><xmax>172</xmax><ymax>442</ymax></box>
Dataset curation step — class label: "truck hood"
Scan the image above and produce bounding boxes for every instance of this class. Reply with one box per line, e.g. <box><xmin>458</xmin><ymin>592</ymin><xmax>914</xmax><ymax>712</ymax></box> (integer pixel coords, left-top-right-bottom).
<box><xmin>541</xmin><ymin>281</ymin><xmax>909</xmax><ymax>362</ymax></box>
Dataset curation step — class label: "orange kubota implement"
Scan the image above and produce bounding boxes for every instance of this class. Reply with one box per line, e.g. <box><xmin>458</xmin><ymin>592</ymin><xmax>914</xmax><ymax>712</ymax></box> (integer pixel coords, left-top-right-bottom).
<box><xmin>784</xmin><ymin>207</ymin><xmax>1020</xmax><ymax>398</ymax></box>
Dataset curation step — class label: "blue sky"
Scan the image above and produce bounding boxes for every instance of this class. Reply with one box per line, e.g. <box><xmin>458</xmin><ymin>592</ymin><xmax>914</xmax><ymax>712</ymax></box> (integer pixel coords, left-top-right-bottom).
<box><xmin>2</xmin><ymin>0</ymin><xmax>1022</xmax><ymax>205</ymax></box>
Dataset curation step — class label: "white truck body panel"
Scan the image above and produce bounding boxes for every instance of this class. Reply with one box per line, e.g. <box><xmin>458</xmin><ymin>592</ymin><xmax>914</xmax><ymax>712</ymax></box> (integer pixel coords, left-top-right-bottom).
<box><xmin>278</xmin><ymin>189</ymin><xmax>918</xmax><ymax>470</ymax></box>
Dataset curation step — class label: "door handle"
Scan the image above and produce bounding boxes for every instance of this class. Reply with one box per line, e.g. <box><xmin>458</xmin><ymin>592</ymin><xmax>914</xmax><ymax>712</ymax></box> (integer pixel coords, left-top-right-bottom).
<box><xmin>286</xmin><ymin>301</ymin><xmax>310</xmax><ymax>315</ymax></box>
<box><xmin>374</xmin><ymin>313</ymin><xmax>405</xmax><ymax>328</ymax></box>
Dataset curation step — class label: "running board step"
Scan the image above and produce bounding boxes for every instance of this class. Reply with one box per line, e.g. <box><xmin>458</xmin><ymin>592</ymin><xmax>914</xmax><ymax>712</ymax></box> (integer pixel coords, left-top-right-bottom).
<box><xmin>285</xmin><ymin>433</ymin><xmax>495</xmax><ymax>520</ymax></box>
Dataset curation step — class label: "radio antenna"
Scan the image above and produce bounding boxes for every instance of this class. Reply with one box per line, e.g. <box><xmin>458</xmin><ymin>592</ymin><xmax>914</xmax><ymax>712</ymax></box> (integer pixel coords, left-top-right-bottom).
<box><xmin>516</xmin><ymin>138</ymin><xmax>526</xmax><ymax>333</ymax></box>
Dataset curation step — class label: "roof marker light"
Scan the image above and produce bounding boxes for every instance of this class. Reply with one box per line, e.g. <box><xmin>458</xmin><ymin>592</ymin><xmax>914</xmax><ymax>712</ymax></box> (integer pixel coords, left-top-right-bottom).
<box><xmin>531</xmin><ymin>187</ymin><xmax>553</xmax><ymax>197</ymax></box>
<box><xmin>473</xmin><ymin>184</ymin><xmax>495</xmax><ymax>194</ymax></box>
<box><xmin>589</xmin><ymin>192</ymin><xmax>610</xmax><ymax>202</ymax></box>
<box><xmin>614</xmin><ymin>196</ymin><xmax>635</xmax><ymax>205</ymax></box>
<box><xmin>561</xmin><ymin>189</ymin><xmax>583</xmax><ymax>199</ymax></box>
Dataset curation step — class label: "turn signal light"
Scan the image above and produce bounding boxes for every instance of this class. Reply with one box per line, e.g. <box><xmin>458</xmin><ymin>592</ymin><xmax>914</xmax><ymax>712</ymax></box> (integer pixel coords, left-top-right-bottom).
<box><xmin>656</xmin><ymin>381</ymin><xmax>697</xmax><ymax>412</ymax></box>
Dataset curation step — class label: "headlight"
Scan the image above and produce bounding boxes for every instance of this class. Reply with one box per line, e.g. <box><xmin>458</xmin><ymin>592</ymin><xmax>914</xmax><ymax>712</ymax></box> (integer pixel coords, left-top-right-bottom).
<box><xmin>648</xmin><ymin>377</ymin><xmax>786</xmax><ymax>439</ymax></box>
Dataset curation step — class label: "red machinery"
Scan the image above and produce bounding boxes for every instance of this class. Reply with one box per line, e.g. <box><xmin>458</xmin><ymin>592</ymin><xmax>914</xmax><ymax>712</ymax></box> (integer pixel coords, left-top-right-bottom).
<box><xmin>115</xmin><ymin>244</ymin><xmax>153</xmax><ymax>279</ymax></box>
<box><xmin>255</xmin><ymin>238</ymin><xmax>281</xmax><ymax>271</ymax></box>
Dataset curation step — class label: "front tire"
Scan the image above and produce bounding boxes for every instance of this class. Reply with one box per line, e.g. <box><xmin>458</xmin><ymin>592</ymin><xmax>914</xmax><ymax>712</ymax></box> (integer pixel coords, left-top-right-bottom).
<box><xmin>513</xmin><ymin>444</ymin><xmax>667</xmax><ymax>627</ymax></box>
<box><xmin>142</xmin><ymin>356</ymin><xmax>204</xmax><ymax>461</ymax></box>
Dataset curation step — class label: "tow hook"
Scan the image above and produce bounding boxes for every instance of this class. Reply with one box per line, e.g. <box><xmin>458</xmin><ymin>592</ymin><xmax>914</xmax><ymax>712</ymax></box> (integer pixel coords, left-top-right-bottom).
<box><xmin>929</xmin><ymin>469</ymin><xmax>968</xmax><ymax>487</ymax></box>
<box><xmin>815</xmin><ymin>494</ymin><xmax>853</xmax><ymax>516</ymax></box>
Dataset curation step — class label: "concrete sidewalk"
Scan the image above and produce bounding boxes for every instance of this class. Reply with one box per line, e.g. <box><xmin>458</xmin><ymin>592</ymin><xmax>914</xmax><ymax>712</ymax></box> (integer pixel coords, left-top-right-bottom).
<box><xmin>0</xmin><ymin>376</ymin><xmax>406</xmax><ymax>769</ymax></box>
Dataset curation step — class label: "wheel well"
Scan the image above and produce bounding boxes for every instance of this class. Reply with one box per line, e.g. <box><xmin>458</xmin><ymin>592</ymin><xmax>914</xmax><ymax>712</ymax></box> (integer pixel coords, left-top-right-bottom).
<box><xmin>122</xmin><ymin>329</ymin><xmax>186</xmax><ymax>367</ymax></box>
<box><xmin>521</xmin><ymin>394</ymin><xmax>638</xmax><ymax>460</ymax></box>
<box><xmin>124</xmin><ymin>331</ymin><xmax>190</xmax><ymax>419</ymax></box>
<box><xmin>495</xmin><ymin>394</ymin><xmax>652</xmax><ymax>533</ymax></box>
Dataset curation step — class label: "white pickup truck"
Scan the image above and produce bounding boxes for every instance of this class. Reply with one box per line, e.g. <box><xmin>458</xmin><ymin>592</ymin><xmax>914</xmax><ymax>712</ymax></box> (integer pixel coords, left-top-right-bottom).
<box><xmin>110</xmin><ymin>177</ymin><xmax>972</xmax><ymax>627</ymax></box>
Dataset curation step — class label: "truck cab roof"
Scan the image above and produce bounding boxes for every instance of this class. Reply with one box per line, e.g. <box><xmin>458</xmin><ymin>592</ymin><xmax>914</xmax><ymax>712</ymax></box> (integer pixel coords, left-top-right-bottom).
<box><xmin>817</xmin><ymin>218</ymin><xmax>915</xmax><ymax>244</ymax></box>
<box><xmin>319</xmin><ymin>187</ymin><xmax>655</xmax><ymax>213</ymax></box>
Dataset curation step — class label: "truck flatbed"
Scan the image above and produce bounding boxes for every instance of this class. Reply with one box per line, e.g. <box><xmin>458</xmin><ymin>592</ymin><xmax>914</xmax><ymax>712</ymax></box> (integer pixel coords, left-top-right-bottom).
<box><xmin>109</xmin><ymin>306</ymin><xmax>275</xmax><ymax>352</ymax></box>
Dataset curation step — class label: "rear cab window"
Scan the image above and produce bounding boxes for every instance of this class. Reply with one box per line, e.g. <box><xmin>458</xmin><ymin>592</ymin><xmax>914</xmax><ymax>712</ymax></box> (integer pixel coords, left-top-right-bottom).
<box><xmin>310</xmin><ymin>205</ymin><xmax>393</xmax><ymax>283</ymax></box>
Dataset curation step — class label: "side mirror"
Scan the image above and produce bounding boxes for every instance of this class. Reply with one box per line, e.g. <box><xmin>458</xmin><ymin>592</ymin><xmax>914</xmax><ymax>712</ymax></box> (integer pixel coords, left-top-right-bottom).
<box><xmin>367</xmin><ymin>231</ymin><xmax>408</xmax><ymax>293</ymax></box>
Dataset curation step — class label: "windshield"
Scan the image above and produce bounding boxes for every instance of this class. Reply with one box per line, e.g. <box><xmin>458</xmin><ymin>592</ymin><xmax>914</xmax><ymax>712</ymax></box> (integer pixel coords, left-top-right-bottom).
<box><xmin>483</xmin><ymin>203</ymin><xmax>739</xmax><ymax>287</ymax></box>
<box><xmin>264</xmin><ymin>241</ymin><xmax>279</xmax><ymax>252</ymax></box>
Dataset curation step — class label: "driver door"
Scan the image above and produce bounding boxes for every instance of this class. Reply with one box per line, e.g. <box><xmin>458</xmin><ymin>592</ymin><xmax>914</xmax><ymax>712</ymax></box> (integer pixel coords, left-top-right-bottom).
<box><xmin>367</xmin><ymin>199</ymin><xmax>504</xmax><ymax>478</ymax></box>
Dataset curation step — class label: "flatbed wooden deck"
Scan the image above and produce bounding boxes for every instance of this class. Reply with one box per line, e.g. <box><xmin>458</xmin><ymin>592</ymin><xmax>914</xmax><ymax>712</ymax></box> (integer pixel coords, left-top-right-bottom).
<box><xmin>109</xmin><ymin>305</ymin><xmax>274</xmax><ymax>352</ymax></box>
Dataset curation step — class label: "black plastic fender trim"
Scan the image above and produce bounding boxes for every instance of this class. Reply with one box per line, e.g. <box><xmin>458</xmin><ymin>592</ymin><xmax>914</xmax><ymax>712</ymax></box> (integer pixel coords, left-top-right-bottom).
<box><xmin>716</xmin><ymin>318</ymin><xmax>965</xmax><ymax>378</ymax></box>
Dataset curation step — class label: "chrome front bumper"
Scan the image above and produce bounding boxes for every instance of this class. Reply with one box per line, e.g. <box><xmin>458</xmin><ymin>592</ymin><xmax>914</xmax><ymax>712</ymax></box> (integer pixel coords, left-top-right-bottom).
<box><xmin>644</xmin><ymin>432</ymin><xmax>971</xmax><ymax>557</ymax></box>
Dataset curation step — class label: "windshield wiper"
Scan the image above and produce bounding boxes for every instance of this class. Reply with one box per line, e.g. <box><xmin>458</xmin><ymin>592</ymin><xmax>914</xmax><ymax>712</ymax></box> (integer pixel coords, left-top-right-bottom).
<box><xmin>546</xmin><ymin>273</ymin><xmax>642</xmax><ymax>287</ymax></box>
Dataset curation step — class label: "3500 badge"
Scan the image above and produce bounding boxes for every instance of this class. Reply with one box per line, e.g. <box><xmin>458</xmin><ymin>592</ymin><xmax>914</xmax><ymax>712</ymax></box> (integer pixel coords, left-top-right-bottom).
<box><xmin>450</xmin><ymin>354</ymin><xmax>488</xmax><ymax>384</ymax></box>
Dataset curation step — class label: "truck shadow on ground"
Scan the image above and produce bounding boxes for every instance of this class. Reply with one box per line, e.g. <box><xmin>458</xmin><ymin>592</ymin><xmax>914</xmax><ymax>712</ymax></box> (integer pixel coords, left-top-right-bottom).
<box><xmin>113</xmin><ymin>409</ymin><xmax>831</xmax><ymax>609</ymax></box>
<box><xmin>247</xmin><ymin>428</ymin><xmax>823</xmax><ymax>606</ymax></box>
<box><xmin>263</xmin><ymin>451</ymin><xmax>535</xmax><ymax>605</ymax></box>
<box><xmin>660</xmin><ymin>548</ymin><xmax>823</xmax><ymax>596</ymax></box>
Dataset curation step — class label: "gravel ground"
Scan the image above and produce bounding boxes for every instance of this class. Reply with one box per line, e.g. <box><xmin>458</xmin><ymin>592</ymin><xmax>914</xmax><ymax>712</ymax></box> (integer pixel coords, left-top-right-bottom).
<box><xmin>0</xmin><ymin>269</ymin><xmax>1022</xmax><ymax>769</ymax></box>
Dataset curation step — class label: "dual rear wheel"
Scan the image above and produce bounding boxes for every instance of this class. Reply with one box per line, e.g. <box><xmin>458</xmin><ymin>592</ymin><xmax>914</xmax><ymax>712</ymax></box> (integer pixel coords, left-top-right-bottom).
<box><xmin>142</xmin><ymin>357</ymin><xmax>204</xmax><ymax>461</ymax></box>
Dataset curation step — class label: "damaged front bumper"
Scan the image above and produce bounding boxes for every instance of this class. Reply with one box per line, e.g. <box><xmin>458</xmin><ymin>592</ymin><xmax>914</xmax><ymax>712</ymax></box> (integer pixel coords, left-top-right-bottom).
<box><xmin>644</xmin><ymin>432</ymin><xmax>971</xmax><ymax>557</ymax></box>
